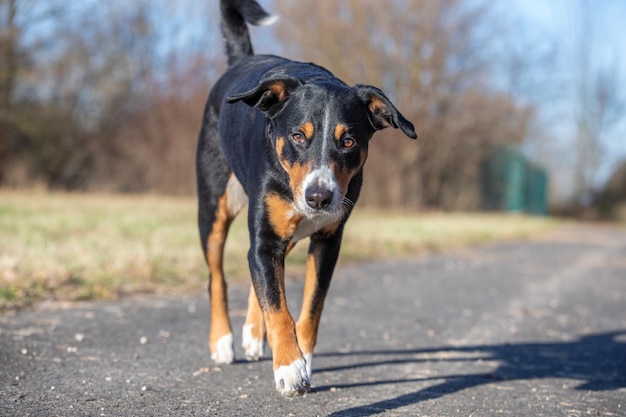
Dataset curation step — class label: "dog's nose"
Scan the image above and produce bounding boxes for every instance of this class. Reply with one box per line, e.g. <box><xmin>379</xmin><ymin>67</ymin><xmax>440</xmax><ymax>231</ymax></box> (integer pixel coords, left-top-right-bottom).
<box><xmin>305</xmin><ymin>187</ymin><xmax>333</xmax><ymax>210</ymax></box>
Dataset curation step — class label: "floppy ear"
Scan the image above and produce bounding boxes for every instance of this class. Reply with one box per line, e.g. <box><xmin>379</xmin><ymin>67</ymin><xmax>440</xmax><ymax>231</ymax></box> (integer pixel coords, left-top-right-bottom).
<box><xmin>354</xmin><ymin>84</ymin><xmax>417</xmax><ymax>139</ymax></box>
<box><xmin>226</xmin><ymin>77</ymin><xmax>301</xmax><ymax>117</ymax></box>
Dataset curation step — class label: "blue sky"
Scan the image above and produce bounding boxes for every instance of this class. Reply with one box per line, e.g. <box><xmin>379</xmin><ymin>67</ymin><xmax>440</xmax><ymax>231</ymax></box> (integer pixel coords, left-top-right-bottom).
<box><xmin>511</xmin><ymin>0</ymin><xmax>626</xmax><ymax>137</ymax></box>
<box><xmin>499</xmin><ymin>0</ymin><xmax>626</xmax><ymax>196</ymax></box>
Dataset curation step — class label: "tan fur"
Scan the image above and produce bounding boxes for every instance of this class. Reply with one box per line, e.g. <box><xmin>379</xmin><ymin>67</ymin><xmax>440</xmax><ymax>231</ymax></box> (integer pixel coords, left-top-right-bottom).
<box><xmin>206</xmin><ymin>193</ymin><xmax>234</xmax><ymax>352</ymax></box>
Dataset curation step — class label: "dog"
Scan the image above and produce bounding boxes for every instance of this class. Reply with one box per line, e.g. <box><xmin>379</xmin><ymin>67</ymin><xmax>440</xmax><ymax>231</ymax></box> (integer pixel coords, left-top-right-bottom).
<box><xmin>197</xmin><ymin>0</ymin><xmax>416</xmax><ymax>396</ymax></box>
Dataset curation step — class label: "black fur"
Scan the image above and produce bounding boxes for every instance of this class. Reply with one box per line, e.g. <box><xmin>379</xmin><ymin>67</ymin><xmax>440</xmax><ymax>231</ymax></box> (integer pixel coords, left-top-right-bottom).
<box><xmin>196</xmin><ymin>0</ymin><xmax>416</xmax><ymax>396</ymax></box>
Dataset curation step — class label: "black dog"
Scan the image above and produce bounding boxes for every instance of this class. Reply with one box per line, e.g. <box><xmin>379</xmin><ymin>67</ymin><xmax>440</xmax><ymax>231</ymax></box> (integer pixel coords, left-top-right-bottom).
<box><xmin>197</xmin><ymin>0</ymin><xmax>416</xmax><ymax>396</ymax></box>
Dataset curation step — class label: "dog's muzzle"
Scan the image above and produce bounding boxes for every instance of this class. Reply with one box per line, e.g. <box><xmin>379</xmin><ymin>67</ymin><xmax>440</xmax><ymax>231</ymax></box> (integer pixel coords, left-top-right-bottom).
<box><xmin>301</xmin><ymin>167</ymin><xmax>339</xmax><ymax>212</ymax></box>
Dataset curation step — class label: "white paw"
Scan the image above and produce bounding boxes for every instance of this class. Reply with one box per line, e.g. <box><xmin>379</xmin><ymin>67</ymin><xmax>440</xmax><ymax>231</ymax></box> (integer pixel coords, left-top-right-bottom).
<box><xmin>211</xmin><ymin>333</ymin><xmax>234</xmax><ymax>364</ymax></box>
<box><xmin>274</xmin><ymin>358</ymin><xmax>310</xmax><ymax>396</ymax></box>
<box><xmin>242</xmin><ymin>324</ymin><xmax>265</xmax><ymax>361</ymax></box>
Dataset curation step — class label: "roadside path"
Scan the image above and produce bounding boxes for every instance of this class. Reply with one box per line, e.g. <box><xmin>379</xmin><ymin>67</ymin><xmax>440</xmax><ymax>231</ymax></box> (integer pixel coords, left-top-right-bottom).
<box><xmin>1</xmin><ymin>224</ymin><xmax>625</xmax><ymax>416</ymax></box>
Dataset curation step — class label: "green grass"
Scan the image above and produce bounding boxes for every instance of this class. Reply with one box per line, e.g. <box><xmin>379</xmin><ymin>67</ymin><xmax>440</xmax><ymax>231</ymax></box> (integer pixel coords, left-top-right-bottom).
<box><xmin>0</xmin><ymin>191</ymin><xmax>559</xmax><ymax>309</ymax></box>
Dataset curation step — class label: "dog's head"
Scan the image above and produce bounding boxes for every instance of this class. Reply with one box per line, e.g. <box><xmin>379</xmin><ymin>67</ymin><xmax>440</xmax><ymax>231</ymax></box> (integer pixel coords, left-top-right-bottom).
<box><xmin>226</xmin><ymin>76</ymin><xmax>416</xmax><ymax>217</ymax></box>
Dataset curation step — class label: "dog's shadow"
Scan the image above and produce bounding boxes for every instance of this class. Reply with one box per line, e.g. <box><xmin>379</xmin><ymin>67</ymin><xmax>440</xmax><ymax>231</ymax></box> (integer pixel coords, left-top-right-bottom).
<box><xmin>311</xmin><ymin>330</ymin><xmax>626</xmax><ymax>416</ymax></box>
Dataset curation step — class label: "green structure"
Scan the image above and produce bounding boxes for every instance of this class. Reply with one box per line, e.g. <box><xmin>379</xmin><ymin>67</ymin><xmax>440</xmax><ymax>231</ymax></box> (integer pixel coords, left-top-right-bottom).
<box><xmin>480</xmin><ymin>147</ymin><xmax>548</xmax><ymax>215</ymax></box>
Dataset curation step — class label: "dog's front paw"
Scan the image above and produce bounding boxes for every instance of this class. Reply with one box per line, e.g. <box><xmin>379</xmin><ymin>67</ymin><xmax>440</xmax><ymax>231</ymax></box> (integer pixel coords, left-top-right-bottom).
<box><xmin>242</xmin><ymin>324</ymin><xmax>265</xmax><ymax>361</ymax></box>
<box><xmin>210</xmin><ymin>333</ymin><xmax>235</xmax><ymax>364</ymax></box>
<box><xmin>274</xmin><ymin>358</ymin><xmax>310</xmax><ymax>397</ymax></box>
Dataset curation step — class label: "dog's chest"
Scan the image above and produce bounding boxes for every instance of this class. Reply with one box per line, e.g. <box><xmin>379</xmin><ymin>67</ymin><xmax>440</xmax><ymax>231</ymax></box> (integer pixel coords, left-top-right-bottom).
<box><xmin>291</xmin><ymin>212</ymin><xmax>337</xmax><ymax>242</ymax></box>
<box><xmin>228</xmin><ymin>175</ymin><xmax>337</xmax><ymax>243</ymax></box>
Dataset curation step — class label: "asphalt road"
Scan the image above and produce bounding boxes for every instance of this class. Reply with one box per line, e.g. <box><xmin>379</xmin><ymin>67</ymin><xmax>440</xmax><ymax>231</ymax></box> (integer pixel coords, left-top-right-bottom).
<box><xmin>1</xmin><ymin>224</ymin><xmax>625</xmax><ymax>416</ymax></box>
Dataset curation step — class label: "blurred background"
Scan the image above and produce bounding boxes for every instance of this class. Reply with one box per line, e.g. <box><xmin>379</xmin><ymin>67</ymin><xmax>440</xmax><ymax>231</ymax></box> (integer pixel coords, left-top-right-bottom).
<box><xmin>1</xmin><ymin>0</ymin><xmax>625</xmax><ymax>218</ymax></box>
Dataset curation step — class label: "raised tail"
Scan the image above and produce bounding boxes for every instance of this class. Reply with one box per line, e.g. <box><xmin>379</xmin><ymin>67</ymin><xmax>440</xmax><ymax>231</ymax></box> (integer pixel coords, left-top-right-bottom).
<box><xmin>220</xmin><ymin>0</ymin><xmax>277</xmax><ymax>67</ymax></box>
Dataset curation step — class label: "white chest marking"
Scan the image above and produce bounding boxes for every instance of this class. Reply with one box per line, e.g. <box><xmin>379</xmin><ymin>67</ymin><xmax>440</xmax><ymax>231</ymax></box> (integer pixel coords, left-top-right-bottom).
<box><xmin>291</xmin><ymin>212</ymin><xmax>337</xmax><ymax>242</ymax></box>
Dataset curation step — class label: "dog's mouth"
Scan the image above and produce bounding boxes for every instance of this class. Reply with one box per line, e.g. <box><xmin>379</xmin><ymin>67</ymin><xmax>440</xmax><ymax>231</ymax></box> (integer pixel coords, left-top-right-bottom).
<box><xmin>293</xmin><ymin>166</ymin><xmax>354</xmax><ymax>229</ymax></box>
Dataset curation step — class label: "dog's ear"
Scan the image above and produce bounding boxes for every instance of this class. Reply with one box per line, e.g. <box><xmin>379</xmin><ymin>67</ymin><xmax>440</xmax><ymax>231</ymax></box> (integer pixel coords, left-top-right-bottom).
<box><xmin>226</xmin><ymin>77</ymin><xmax>301</xmax><ymax>117</ymax></box>
<box><xmin>354</xmin><ymin>84</ymin><xmax>417</xmax><ymax>139</ymax></box>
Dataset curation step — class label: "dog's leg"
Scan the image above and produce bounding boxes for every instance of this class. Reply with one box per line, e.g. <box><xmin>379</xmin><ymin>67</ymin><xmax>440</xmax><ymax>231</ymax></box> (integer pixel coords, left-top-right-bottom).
<box><xmin>242</xmin><ymin>283</ymin><xmax>266</xmax><ymax>360</ymax></box>
<box><xmin>203</xmin><ymin>173</ymin><xmax>248</xmax><ymax>364</ymax></box>
<box><xmin>248</xmin><ymin>241</ymin><xmax>309</xmax><ymax>396</ymax></box>
<box><xmin>296</xmin><ymin>231</ymin><xmax>342</xmax><ymax>379</ymax></box>
<box><xmin>242</xmin><ymin>240</ymin><xmax>299</xmax><ymax>361</ymax></box>
<box><xmin>264</xmin><ymin>290</ymin><xmax>308</xmax><ymax>396</ymax></box>
<box><xmin>242</xmin><ymin>240</ymin><xmax>298</xmax><ymax>361</ymax></box>
<box><xmin>205</xmin><ymin>192</ymin><xmax>236</xmax><ymax>364</ymax></box>
<box><xmin>198</xmin><ymin>104</ymin><xmax>240</xmax><ymax>364</ymax></box>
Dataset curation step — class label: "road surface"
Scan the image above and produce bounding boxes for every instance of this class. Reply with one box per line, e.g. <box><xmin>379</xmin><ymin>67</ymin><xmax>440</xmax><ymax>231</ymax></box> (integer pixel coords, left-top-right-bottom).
<box><xmin>1</xmin><ymin>224</ymin><xmax>625</xmax><ymax>416</ymax></box>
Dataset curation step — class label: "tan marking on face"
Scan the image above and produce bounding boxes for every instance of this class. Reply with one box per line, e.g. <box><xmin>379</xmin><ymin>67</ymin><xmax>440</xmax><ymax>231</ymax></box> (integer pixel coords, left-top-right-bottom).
<box><xmin>276</xmin><ymin>136</ymin><xmax>285</xmax><ymax>152</ymax></box>
<box><xmin>275</xmin><ymin>136</ymin><xmax>314</xmax><ymax>204</ymax></box>
<box><xmin>287</xmin><ymin>161</ymin><xmax>313</xmax><ymax>203</ymax></box>
<box><xmin>332</xmin><ymin>166</ymin><xmax>351</xmax><ymax>196</ymax></box>
<box><xmin>369</xmin><ymin>97</ymin><xmax>391</xmax><ymax>128</ymax></box>
<box><xmin>330</xmin><ymin>149</ymin><xmax>366</xmax><ymax>196</ymax></box>
<box><xmin>276</xmin><ymin>136</ymin><xmax>293</xmax><ymax>176</ymax></box>
<box><xmin>300</xmin><ymin>121</ymin><xmax>314</xmax><ymax>140</ymax></box>
<box><xmin>334</xmin><ymin>123</ymin><xmax>348</xmax><ymax>141</ymax></box>
<box><xmin>264</xmin><ymin>192</ymin><xmax>303</xmax><ymax>240</ymax></box>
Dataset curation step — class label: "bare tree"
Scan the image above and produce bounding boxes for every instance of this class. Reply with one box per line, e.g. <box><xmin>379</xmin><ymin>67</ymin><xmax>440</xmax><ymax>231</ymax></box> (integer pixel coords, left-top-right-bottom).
<box><xmin>0</xmin><ymin>0</ymin><xmax>223</xmax><ymax>192</ymax></box>
<box><xmin>2</xmin><ymin>0</ymin><xmax>540</xmax><ymax>205</ymax></box>
<box><xmin>0</xmin><ymin>0</ymin><xmax>18</xmax><ymax>184</ymax></box>
<box><xmin>571</xmin><ymin>0</ymin><xmax>624</xmax><ymax>205</ymax></box>
<box><xmin>274</xmin><ymin>0</ymin><xmax>532</xmax><ymax>209</ymax></box>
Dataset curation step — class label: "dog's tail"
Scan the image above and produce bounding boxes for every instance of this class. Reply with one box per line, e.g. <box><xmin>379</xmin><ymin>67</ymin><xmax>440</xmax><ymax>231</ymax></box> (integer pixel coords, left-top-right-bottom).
<box><xmin>220</xmin><ymin>0</ymin><xmax>277</xmax><ymax>67</ymax></box>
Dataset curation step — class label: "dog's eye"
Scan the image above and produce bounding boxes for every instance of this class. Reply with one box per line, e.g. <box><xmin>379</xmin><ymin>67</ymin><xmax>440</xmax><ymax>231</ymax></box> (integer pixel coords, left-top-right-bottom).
<box><xmin>291</xmin><ymin>133</ymin><xmax>305</xmax><ymax>144</ymax></box>
<box><xmin>341</xmin><ymin>137</ymin><xmax>356</xmax><ymax>149</ymax></box>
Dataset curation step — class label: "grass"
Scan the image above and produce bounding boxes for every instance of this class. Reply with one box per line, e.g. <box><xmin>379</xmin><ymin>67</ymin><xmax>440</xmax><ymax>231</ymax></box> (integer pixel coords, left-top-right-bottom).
<box><xmin>0</xmin><ymin>191</ymin><xmax>559</xmax><ymax>310</ymax></box>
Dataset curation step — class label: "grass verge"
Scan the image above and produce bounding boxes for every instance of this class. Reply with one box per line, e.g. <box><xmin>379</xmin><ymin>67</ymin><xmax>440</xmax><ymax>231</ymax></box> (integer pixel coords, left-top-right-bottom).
<box><xmin>1</xmin><ymin>191</ymin><xmax>559</xmax><ymax>310</ymax></box>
